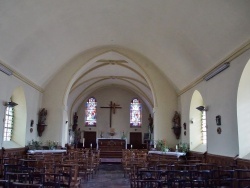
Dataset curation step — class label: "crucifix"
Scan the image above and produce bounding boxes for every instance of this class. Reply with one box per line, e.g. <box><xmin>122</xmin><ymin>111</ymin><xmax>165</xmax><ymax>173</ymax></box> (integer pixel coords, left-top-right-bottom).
<box><xmin>100</xmin><ymin>101</ymin><xmax>122</xmax><ymax>128</ymax></box>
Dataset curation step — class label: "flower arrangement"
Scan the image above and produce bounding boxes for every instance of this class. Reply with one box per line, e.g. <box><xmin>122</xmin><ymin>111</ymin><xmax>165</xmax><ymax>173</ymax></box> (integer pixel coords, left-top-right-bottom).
<box><xmin>178</xmin><ymin>142</ymin><xmax>190</xmax><ymax>153</ymax></box>
<box><xmin>155</xmin><ymin>139</ymin><xmax>168</xmax><ymax>152</ymax></box>
<box><xmin>47</xmin><ymin>140</ymin><xmax>58</xmax><ymax>150</ymax></box>
<box><xmin>28</xmin><ymin>139</ymin><xmax>43</xmax><ymax>150</ymax></box>
<box><xmin>121</xmin><ymin>131</ymin><xmax>126</xmax><ymax>139</ymax></box>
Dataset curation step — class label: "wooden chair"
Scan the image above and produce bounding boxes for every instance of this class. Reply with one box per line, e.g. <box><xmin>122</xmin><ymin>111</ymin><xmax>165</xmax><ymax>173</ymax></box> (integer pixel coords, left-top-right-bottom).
<box><xmin>0</xmin><ymin>179</ymin><xmax>8</xmax><ymax>187</ymax></box>
<box><xmin>135</xmin><ymin>179</ymin><xmax>163</xmax><ymax>188</ymax></box>
<box><xmin>191</xmin><ymin>170</ymin><xmax>214</xmax><ymax>187</ymax></box>
<box><xmin>235</xmin><ymin>169</ymin><xmax>250</xmax><ymax>188</ymax></box>
<box><xmin>137</xmin><ymin>170</ymin><xmax>163</xmax><ymax>180</ymax></box>
<box><xmin>11</xmin><ymin>182</ymin><xmax>43</xmax><ymax>187</ymax></box>
<box><xmin>54</xmin><ymin>164</ymin><xmax>72</xmax><ymax>187</ymax></box>
<box><xmin>211</xmin><ymin>169</ymin><xmax>235</xmax><ymax>187</ymax></box>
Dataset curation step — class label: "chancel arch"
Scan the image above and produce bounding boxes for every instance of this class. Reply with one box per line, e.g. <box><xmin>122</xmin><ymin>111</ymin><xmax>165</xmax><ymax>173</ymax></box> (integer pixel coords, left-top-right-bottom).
<box><xmin>189</xmin><ymin>90</ymin><xmax>207</xmax><ymax>152</ymax></box>
<box><xmin>237</xmin><ymin>58</ymin><xmax>250</xmax><ymax>159</ymax></box>
<box><xmin>43</xmin><ymin>45</ymin><xmax>176</xmax><ymax>146</ymax></box>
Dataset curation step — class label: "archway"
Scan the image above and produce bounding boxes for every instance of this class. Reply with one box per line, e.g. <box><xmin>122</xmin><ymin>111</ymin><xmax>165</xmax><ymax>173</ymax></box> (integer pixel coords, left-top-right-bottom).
<box><xmin>237</xmin><ymin>58</ymin><xmax>250</xmax><ymax>158</ymax></box>
<box><xmin>189</xmin><ymin>90</ymin><xmax>207</xmax><ymax>152</ymax></box>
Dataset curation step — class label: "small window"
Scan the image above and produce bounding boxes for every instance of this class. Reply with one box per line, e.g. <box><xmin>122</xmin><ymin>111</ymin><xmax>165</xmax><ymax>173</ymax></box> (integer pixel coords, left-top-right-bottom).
<box><xmin>130</xmin><ymin>98</ymin><xmax>142</xmax><ymax>127</ymax></box>
<box><xmin>85</xmin><ymin>97</ymin><xmax>97</xmax><ymax>127</ymax></box>
<box><xmin>3</xmin><ymin>106</ymin><xmax>14</xmax><ymax>141</ymax></box>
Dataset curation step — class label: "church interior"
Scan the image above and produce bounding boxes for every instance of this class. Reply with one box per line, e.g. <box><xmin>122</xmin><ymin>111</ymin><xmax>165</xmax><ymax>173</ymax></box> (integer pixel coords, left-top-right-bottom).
<box><xmin>1</xmin><ymin>1</ymin><xmax>250</xmax><ymax>187</ymax></box>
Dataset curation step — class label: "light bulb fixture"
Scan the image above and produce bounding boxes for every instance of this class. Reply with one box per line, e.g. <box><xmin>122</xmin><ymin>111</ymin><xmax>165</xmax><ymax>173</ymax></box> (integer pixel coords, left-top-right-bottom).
<box><xmin>0</xmin><ymin>64</ymin><xmax>13</xmax><ymax>76</ymax></box>
<box><xmin>4</xmin><ymin>101</ymin><xmax>18</xmax><ymax>107</ymax></box>
<box><xmin>196</xmin><ymin>106</ymin><xmax>208</xmax><ymax>112</ymax></box>
<box><xmin>204</xmin><ymin>62</ymin><xmax>230</xmax><ymax>81</ymax></box>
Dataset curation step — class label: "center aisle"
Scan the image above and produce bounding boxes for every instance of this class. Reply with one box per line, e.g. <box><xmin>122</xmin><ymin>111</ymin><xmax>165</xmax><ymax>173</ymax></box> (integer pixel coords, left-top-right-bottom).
<box><xmin>81</xmin><ymin>163</ymin><xmax>130</xmax><ymax>188</ymax></box>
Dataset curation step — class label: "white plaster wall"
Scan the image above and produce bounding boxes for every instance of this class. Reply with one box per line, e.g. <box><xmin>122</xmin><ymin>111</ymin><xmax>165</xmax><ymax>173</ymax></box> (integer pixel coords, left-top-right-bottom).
<box><xmin>180</xmin><ymin>49</ymin><xmax>250</xmax><ymax>157</ymax></box>
<box><xmin>0</xmin><ymin>72</ymin><xmax>43</xmax><ymax>148</ymax></box>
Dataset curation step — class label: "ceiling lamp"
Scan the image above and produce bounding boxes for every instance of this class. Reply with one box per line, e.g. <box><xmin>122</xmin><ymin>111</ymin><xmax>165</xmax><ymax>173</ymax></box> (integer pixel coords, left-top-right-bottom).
<box><xmin>0</xmin><ymin>64</ymin><xmax>13</xmax><ymax>76</ymax></box>
<box><xmin>204</xmin><ymin>62</ymin><xmax>230</xmax><ymax>81</ymax></box>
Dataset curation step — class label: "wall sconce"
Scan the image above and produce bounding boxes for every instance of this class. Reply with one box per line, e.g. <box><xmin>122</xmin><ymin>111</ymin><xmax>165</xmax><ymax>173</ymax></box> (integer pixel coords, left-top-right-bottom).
<box><xmin>4</xmin><ymin>101</ymin><xmax>18</xmax><ymax>107</ymax></box>
<box><xmin>190</xmin><ymin>119</ymin><xmax>194</xmax><ymax>124</ymax></box>
<box><xmin>183</xmin><ymin>122</ymin><xmax>187</xmax><ymax>130</ymax></box>
<box><xmin>216</xmin><ymin>115</ymin><xmax>221</xmax><ymax>125</ymax></box>
<box><xmin>196</xmin><ymin>106</ymin><xmax>208</xmax><ymax>112</ymax></box>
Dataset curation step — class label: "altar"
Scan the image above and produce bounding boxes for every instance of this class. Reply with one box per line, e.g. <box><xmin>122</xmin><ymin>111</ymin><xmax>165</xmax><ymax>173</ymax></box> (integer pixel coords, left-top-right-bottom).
<box><xmin>27</xmin><ymin>149</ymin><xmax>67</xmax><ymax>154</ymax></box>
<box><xmin>148</xmin><ymin>150</ymin><xmax>186</xmax><ymax>158</ymax></box>
<box><xmin>97</xmin><ymin>138</ymin><xmax>126</xmax><ymax>159</ymax></box>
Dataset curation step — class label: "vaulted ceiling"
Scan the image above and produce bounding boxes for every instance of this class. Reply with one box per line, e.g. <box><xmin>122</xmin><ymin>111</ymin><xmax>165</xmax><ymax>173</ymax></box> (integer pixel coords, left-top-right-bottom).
<box><xmin>1</xmin><ymin>1</ymin><xmax>250</xmax><ymax>105</ymax></box>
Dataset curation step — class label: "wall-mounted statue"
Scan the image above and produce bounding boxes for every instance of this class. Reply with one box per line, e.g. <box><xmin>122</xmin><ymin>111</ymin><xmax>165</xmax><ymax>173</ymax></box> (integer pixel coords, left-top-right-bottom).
<box><xmin>72</xmin><ymin>112</ymin><xmax>78</xmax><ymax>131</ymax></box>
<box><xmin>37</xmin><ymin>108</ymin><xmax>47</xmax><ymax>137</ymax></box>
<box><xmin>148</xmin><ymin>114</ymin><xmax>153</xmax><ymax>133</ymax></box>
<box><xmin>172</xmin><ymin>111</ymin><xmax>181</xmax><ymax>139</ymax></box>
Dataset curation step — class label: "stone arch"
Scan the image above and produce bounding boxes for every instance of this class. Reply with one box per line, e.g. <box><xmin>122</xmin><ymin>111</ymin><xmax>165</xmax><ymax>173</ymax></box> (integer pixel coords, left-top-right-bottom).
<box><xmin>43</xmin><ymin>45</ymin><xmax>177</xmax><ymax>146</ymax></box>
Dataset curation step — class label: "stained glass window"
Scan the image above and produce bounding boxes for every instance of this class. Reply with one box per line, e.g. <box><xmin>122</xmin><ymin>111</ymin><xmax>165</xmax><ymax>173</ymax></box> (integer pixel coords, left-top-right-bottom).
<box><xmin>4</xmin><ymin>106</ymin><xmax>14</xmax><ymax>141</ymax></box>
<box><xmin>85</xmin><ymin>97</ymin><xmax>97</xmax><ymax>126</ymax></box>
<box><xmin>130</xmin><ymin>98</ymin><xmax>142</xmax><ymax>127</ymax></box>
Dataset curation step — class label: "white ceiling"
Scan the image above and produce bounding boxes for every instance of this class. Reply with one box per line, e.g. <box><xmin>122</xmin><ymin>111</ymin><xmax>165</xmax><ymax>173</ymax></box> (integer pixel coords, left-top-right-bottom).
<box><xmin>1</xmin><ymin>1</ymin><xmax>250</xmax><ymax>104</ymax></box>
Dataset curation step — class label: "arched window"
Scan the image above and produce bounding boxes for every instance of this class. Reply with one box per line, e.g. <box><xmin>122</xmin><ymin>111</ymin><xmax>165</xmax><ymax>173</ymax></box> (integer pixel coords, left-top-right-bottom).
<box><xmin>130</xmin><ymin>98</ymin><xmax>142</xmax><ymax>127</ymax></box>
<box><xmin>3</xmin><ymin>106</ymin><xmax>14</xmax><ymax>141</ymax></box>
<box><xmin>85</xmin><ymin>97</ymin><xmax>97</xmax><ymax>127</ymax></box>
<box><xmin>189</xmin><ymin>90</ymin><xmax>207</xmax><ymax>152</ymax></box>
<box><xmin>201</xmin><ymin>111</ymin><xmax>207</xmax><ymax>144</ymax></box>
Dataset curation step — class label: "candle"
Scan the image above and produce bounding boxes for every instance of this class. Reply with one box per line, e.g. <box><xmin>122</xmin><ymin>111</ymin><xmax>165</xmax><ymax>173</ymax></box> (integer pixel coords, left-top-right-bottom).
<box><xmin>176</xmin><ymin>145</ymin><xmax>178</xmax><ymax>150</ymax></box>
<box><xmin>83</xmin><ymin>138</ymin><xmax>85</xmax><ymax>147</ymax></box>
<box><xmin>131</xmin><ymin>144</ymin><xmax>133</xmax><ymax>149</ymax></box>
<box><xmin>90</xmin><ymin>143</ymin><xmax>92</xmax><ymax>148</ymax></box>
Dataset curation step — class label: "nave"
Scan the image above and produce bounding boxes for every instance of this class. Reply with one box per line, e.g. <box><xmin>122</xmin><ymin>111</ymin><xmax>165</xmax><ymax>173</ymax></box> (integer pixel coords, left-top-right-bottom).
<box><xmin>82</xmin><ymin>163</ymin><xmax>130</xmax><ymax>188</ymax></box>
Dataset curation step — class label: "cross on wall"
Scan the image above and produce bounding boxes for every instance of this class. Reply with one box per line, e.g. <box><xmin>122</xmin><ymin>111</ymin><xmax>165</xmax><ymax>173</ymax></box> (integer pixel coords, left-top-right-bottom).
<box><xmin>100</xmin><ymin>101</ymin><xmax>122</xmax><ymax>128</ymax></box>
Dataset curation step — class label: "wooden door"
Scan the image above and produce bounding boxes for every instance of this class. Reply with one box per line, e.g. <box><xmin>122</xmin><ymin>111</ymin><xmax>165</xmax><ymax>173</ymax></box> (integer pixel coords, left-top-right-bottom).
<box><xmin>130</xmin><ymin>132</ymin><xmax>142</xmax><ymax>149</ymax></box>
<box><xmin>83</xmin><ymin>131</ymin><xmax>97</xmax><ymax>148</ymax></box>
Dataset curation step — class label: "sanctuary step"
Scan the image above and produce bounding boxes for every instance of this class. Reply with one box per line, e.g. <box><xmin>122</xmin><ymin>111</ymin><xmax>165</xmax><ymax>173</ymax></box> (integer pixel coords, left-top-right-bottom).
<box><xmin>100</xmin><ymin>151</ymin><xmax>123</xmax><ymax>158</ymax></box>
<box><xmin>101</xmin><ymin>158</ymin><xmax>122</xmax><ymax>163</ymax></box>
<box><xmin>98</xmin><ymin>138</ymin><xmax>126</xmax><ymax>160</ymax></box>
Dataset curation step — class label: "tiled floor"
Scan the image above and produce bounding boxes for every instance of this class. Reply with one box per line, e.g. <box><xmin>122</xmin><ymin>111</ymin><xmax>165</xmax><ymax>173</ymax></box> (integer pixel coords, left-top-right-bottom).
<box><xmin>80</xmin><ymin>163</ymin><xmax>130</xmax><ymax>188</ymax></box>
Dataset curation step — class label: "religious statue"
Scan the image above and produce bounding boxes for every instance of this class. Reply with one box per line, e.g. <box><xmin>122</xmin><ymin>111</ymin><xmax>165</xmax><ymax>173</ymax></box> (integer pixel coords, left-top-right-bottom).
<box><xmin>37</xmin><ymin>108</ymin><xmax>48</xmax><ymax>137</ymax></box>
<box><xmin>148</xmin><ymin>114</ymin><xmax>153</xmax><ymax>133</ymax></box>
<box><xmin>38</xmin><ymin>108</ymin><xmax>47</xmax><ymax>125</ymax></box>
<box><xmin>72</xmin><ymin>112</ymin><xmax>78</xmax><ymax>131</ymax></box>
<box><xmin>172</xmin><ymin>111</ymin><xmax>181</xmax><ymax>139</ymax></box>
<box><xmin>172</xmin><ymin>111</ymin><xmax>181</xmax><ymax>128</ymax></box>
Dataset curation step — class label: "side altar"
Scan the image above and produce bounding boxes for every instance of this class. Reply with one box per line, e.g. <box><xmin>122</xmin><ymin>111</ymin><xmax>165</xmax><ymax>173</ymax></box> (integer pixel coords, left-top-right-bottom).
<box><xmin>97</xmin><ymin>138</ymin><xmax>127</xmax><ymax>159</ymax></box>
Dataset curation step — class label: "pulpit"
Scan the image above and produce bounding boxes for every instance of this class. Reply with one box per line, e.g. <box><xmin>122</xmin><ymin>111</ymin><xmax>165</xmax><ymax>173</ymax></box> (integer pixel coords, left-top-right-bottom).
<box><xmin>97</xmin><ymin>138</ymin><xmax>126</xmax><ymax>158</ymax></box>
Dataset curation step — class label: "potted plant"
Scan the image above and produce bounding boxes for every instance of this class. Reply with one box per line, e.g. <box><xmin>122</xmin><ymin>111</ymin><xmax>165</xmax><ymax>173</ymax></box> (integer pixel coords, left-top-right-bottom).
<box><xmin>155</xmin><ymin>139</ymin><xmax>168</xmax><ymax>152</ymax></box>
<box><xmin>178</xmin><ymin>142</ymin><xmax>190</xmax><ymax>154</ymax></box>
